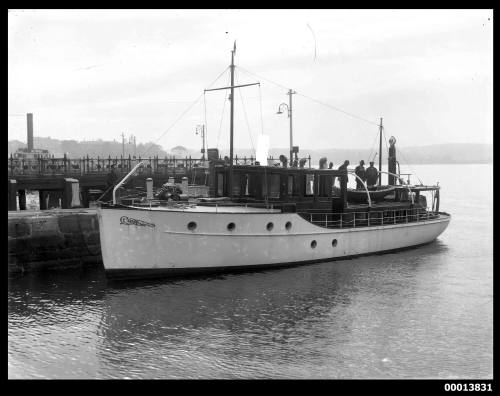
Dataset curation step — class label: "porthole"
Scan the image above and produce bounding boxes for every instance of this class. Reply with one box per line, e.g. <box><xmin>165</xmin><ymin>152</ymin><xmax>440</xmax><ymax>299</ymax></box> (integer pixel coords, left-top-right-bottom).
<box><xmin>285</xmin><ymin>221</ymin><xmax>292</xmax><ymax>230</ymax></box>
<box><xmin>227</xmin><ymin>222</ymin><xmax>235</xmax><ymax>231</ymax></box>
<box><xmin>332</xmin><ymin>239</ymin><xmax>338</xmax><ymax>247</ymax></box>
<box><xmin>266</xmin><ymin>222</ymin><xmax>274</xmax><ymax>231</ymax></box>
<box><xmin>187</xmin><ymin>221</ymin><xmax>197</xmax><ymax>231</ymax></box>
<box><xmin>311</xmin><ymin>240</ymin><xmax>317</xmax><ymax>249</ymax></box>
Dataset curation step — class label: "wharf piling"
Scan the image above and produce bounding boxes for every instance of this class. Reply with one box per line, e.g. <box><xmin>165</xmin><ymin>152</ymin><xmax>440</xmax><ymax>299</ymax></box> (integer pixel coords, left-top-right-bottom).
<box><xmin>8</xmin><ymin>209</ymin><xmax>102</xmax><ymax>274</ymax></box>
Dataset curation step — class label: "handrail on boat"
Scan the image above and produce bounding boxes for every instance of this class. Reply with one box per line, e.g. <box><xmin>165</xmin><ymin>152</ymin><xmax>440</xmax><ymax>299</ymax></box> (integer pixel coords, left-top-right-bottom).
<box><xmin>113</xmin><ymin>161</ymin><xmax>145</xmax><ymax>204</ymax></box>
<box><xmin>377</xmin><ymin>171</ymin><xmax>415</xmax><ymax>205</ymax></box>
<box><xmin>296</xmin><ymin>208</ymin><xmax>441</xmax><ymax>229</ymax></box>
<box><xmin>347</xmin><ymin>171</ymin><xmax>372</xmax><ymax>208</ymax></box>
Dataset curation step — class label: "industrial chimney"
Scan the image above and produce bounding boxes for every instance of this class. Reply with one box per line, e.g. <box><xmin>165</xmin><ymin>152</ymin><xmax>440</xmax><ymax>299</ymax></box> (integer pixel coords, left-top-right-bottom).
<box><xmin>388</xmin><ymin>136</ymin><xmax>397</xmax><ymax>185</ymax></box>
<box><xmin>27</xmin><ymin>113</ymin><xmax>34</xmax><ymax>152</ymax></box>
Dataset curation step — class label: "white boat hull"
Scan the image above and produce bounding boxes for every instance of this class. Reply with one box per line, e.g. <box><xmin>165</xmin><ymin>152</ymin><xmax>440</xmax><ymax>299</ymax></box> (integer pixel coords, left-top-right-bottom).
<box><xmin>97</xmin><ymin>206</ymin><xmax>450</xmax><ymax>279</ymax></box>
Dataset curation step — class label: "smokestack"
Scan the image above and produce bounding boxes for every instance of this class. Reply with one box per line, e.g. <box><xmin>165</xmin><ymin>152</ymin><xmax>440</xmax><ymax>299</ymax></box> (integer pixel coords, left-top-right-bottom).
<box><xmin>27</xmin><ymin>113</ymin><xmax>34</xmax><ymax>152</ymax></box>
<box><xmin>388</xmin><ymin>136</ymin><xmax>397</xmax><ymax>185</ymax></box>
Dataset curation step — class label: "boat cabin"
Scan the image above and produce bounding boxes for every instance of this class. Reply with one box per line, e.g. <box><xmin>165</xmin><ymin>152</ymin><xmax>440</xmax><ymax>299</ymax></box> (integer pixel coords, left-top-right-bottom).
<box><xmin>205</xmin><ymin>159</ymin><xmax>440</xmax><ymax>225</ymax></box>
<box><xmin>208</xmin><ymin>161</ymin><xmax>347</xmax><ymax>213</ymax></box>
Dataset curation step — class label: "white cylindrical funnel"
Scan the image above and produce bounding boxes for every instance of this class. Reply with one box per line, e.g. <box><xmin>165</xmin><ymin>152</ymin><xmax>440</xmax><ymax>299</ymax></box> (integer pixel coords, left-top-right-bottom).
<box><xmin>256</xmin><ymin>134</ymin><xmax>270</xmax><ymax>166</ymax></box>
<box><xmin>146</xmin><ymin>178</ymin><xmax>153</xmax><ymax>199</ymax></box>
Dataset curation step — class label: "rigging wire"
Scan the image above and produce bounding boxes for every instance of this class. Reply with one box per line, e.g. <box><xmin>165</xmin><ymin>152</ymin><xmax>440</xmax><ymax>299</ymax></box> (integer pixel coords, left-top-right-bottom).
<box><xmin>235</xmin><ymin>72</ymin><xmax>256</xmax><ymax>156</ymax></box>
<box><xmin>296</xmin><ymin>92</ymin><xmax>380</xmax><ymax>127</ymax></box>
<box><xmin>203</xmin><ymin>92</ymin><xmax>208</xmax><ymax>154</ymax></box>
<box><xmin>141</xmin><ymin>66</ymin><xmax>229</xmax><ymax>157</ymax></box>
<box><xmin>367</xmin><ymin>129</ymin><xmax>380</xmax><ymax>163</ymax></box>
<box><xmin>238</xmin><ymin>66</ymin><xmax>380</xmax><ymax>127</ymax></box>
<box><xmin>258</xmin><ymin>84</ymin><xmax>264</xmax><ymax>135</ymax></box>
<box><xmin>215</xmin><ymin>91</ymin><xmax>228</xmax><ymax>149</ymax></box>
<box><xmin>215</xmin><ymin>70</ymin><xmax>231</xmax><ymax>149</ymax></box>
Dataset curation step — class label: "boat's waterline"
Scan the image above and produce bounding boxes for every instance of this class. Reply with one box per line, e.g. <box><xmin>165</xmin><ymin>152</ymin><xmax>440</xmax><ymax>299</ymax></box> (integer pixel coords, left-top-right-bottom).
<box><xmin>97</xmin><ymin>207</ymin><xmax>451</xmax><ymax>279</ymax></box>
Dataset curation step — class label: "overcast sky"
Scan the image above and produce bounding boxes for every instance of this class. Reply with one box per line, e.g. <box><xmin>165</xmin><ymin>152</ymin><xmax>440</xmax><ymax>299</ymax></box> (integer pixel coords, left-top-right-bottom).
<box><xmin>8</xmin><ymin>9</ymin><xmax>493</xmax><ymax>153</ymax></box>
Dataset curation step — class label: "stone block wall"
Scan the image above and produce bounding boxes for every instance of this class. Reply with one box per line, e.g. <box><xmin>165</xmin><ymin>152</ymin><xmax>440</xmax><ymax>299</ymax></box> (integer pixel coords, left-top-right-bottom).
<box><xmin>8</xmin><ymin>209</ymin><xmax>102</xmax><ymax>274</ymax></box>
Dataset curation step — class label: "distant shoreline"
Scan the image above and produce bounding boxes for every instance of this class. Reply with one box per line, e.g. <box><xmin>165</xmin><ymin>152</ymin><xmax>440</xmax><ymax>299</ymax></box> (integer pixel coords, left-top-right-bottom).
<box><xmin>8</xmin><ymin>138</ymin><xmax>492</xmax><ymax>166</ymax></box>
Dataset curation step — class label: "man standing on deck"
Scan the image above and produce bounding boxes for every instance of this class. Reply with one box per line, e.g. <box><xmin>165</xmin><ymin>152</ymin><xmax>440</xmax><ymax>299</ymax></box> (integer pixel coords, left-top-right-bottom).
<box><xmin>338</xmin><ymin>160</ymin><xmax>349</xmax><ymax>187</ymax></box>
<box><xmin>365</xmin><ymin>161</ymin><xmax>378</xmax><ymax>188</ymax></box>
<box><xmin>354</xmin><ymin>160</ymin><xmax>366</xmax><ymax>189</ymax></box>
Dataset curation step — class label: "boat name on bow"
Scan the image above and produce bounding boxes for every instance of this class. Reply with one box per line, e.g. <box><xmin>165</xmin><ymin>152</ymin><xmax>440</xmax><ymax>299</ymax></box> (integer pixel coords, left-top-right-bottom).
<box><xmin>120</xmin><ymin>216</ymin><xmax>156</xmax><ymax>228</ymax></box>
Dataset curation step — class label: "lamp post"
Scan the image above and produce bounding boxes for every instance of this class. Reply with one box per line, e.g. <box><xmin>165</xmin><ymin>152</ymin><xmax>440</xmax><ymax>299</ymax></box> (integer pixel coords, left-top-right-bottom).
<box><xmin>277</xmin><ymin>89</ymin><xmax>296</xmax><ymax>165</ymax></box>
<box><xmin>196</xmin><ymin>124</ymin><xmax>206</xmax><ymax>160</ymax></box>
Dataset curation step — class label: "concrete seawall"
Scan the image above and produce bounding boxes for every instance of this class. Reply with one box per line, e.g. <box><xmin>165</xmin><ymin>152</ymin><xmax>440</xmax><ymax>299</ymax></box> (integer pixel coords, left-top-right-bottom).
<box><xmin>8</xmin><ymin>209</ymin><xmax>102</xmax><ymax>274</ymax></box>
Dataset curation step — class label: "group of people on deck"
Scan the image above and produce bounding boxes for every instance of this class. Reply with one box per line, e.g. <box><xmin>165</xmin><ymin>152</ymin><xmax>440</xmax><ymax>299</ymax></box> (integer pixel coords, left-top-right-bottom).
<box><xmin>335</xmin><ymin>159</ymin><xmax>379</xmax><ymax>190</ymax></box>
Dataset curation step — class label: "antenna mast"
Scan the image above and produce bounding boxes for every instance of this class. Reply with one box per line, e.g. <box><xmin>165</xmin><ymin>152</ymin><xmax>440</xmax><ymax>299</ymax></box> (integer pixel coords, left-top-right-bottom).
<box><xmin>204</xmin><ymin>42</ymin><xmax>259</xmax><ymax>198</ymax></box>
<box><xmin>229</xmin><ymin>41</ymin><xmax>236</xmax><ymax>197</ymax></box>
<box><xmin>378</xmin><ymin>118</ymin><xmax>383</xmax><ymax>186</ymax></box>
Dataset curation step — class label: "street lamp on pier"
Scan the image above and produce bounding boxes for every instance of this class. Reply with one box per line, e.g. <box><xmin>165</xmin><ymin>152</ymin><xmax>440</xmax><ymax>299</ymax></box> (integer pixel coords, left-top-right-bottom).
<box><xmin>196</xmin><ymin>124</ymin><xmax>206</xmax><ymax>160</ymax></box>
<box><xmin>276</xmin><ymin>89</ymin><xmax>296</xmax><ymax>165</ymax></box>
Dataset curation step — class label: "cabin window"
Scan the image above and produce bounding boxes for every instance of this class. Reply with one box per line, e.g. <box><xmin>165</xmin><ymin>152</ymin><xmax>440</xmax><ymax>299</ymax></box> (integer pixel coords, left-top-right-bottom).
<box><xmin>232</xmin><ymin>174</ymin><xmax>241</xmax><ymax>196</ymax></box>
<box><xmin>227</xmin><ymin>222</ymin><xmax>235</xmax><ymax>231</ymax></box>
<box><xmin>318</xmin><ymin>174</ymin><xmax>330</xmax><ymax>197</ymax></box>
<box><xmin>247</xmin><ymin>173</ymin><xmax>257</xmax><ymax>198</ymax></box>
<box><xmin>332</xmin><ymin>239</ymin><xmax>337</xmax><ymax>247</ymax></box>
<box><xmin>187</xmin><ymin>221</ymin><xmax>197</xmax><ymax>231</ymax></box>
<box><xmin>266</xmin><ymin>222</ymin><xmax>274</xmax><ymax>231</ymax></box>
<box><xmin>268</xmin><ymin>174</ymin><xmax>280</xmax><ymax>199</ymax></box>
<box><xmin>305</xmin><ymin>174</ymin><xmax>315</xmax><ymax>196</ymax></box>
<box><xmin>285</xmin><ymin>221</ymin><xmax>292</xmax><ymax>230</ymax></box>
<box><xmin>217</xmin><ymin>173</ymin><xmax>224</xmax><ymax>196</ymax></box>
<box><xmin>311</xmin><ymin>240</ymin><xmax>317</xmax><ymax>248</ymax></box>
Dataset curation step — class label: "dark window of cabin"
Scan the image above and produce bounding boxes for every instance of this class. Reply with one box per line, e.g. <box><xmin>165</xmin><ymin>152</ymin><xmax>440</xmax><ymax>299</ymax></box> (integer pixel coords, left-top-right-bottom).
<box><xmin>232</xmin><ymin>173</ymin><xmax>241</xmax><ymax>196</ymax></box>
<box><xmin>305</xmin><ymin>174</ymin><xmax>315</xmax><ymax>196</ymax></box>
<box><xmin>268</xmin><ymin>174</ymin><xmax>280</xmax><ymax>198</ymax></box>
<box><xmin>217</xmin><ymin>172</ymin><xmax>224</xmax><ymax>196</ymax></box>
<box><xmin>262</xmin><ymin>173</ymin><xmax>268</xmax><ymax>197</ymax></box>
<box><xmin>319</xmin><ymin>174</ymin><xmax>330</xmax><ymax>197</ymax></box>
<box><xmin>294</xmin><ymin>174</ymin><xmax>300</xmax><ymax>195</ymax></box>
<box><xmin>248</xmin><ymin>173</ymin><xmax>258</xmax><ymax>198</ymax></box>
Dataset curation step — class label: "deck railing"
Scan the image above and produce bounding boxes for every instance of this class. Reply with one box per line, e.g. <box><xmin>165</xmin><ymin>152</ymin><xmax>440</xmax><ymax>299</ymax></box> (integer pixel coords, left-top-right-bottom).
<box><xmin>297</xmin><ymin>208</ymin><xmax>440</xmax><ymax>229</ymax></box>
<box><xmin>114</xmin><ymin>197</ymin><xmax>440</xmax><ymax>227</ymax></box>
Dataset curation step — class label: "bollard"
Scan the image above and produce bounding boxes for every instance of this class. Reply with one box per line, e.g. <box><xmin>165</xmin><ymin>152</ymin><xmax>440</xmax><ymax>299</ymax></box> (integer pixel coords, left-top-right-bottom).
<box><xmin>62</xmin><ymin>178</ymin><xmax>81</xmax><ymax>209</ymax></box>
<box><xmin>8</xmin><ymin>180</ymin><xmax>17</xmax><ymax>211</ymax></box>
<box><xmin>181</xmin><ymin>177</ymin><xmax>188</xmax><ymax>194</ymax></box>
<box><xmin>146</xmin><ymin>178</ymin><xmax>153</xmax><ymax>200</ymax></box>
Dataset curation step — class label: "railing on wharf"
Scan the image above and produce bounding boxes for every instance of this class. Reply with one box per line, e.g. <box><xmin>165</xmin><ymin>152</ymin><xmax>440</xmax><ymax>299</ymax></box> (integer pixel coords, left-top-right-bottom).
<box><xmin>8</xmin><ymin>155</ymin><xmax>209</xmax><ymax>177</ymax></box>
<box><xmin>8</xmin><ymin>154</ymin><xmax>305</xmax><ymax>177</ymax></box>
<box><xmin>297</xmin><ymin>208</ymin><xmax>441</xmax><ymax>229</ymax></box>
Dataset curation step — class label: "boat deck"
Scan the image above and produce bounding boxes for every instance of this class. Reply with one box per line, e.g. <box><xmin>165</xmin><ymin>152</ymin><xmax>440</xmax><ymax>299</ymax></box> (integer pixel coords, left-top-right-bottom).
<box><xmin>128</xmin><ymin>204</ymin><xmax>281</xmax><ymax>213</ymax></box>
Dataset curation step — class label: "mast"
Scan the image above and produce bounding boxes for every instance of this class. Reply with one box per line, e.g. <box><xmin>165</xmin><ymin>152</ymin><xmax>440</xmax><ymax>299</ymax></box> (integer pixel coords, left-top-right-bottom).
<box><xmin>229</xmin><ymin>42</ymin><xmax>236</xmax><ymax>197</ymax></box>
<box><xmin>204</xmin><ymin>43</ymin><xmax>259</xmax><ymax>198</ymax></box>
<box><xmin>378</xmin><ymin>117</ymin><xmax>383</xmax><ymax>186</ymax></box>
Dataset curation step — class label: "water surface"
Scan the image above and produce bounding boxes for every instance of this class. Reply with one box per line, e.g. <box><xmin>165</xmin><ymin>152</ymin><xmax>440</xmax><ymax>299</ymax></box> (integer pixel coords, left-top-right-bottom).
<box><xmin>8</xmin><ymin>164</ymin><xmax>493</xmax><ymax>379</ymax></box>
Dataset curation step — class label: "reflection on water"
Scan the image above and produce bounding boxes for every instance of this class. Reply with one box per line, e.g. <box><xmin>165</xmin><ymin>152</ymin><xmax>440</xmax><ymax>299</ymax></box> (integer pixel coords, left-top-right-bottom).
<box><xmin>8</xmin><ymin>165</ymin><xmax>493</xmax><ymax>379</ymax></box>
